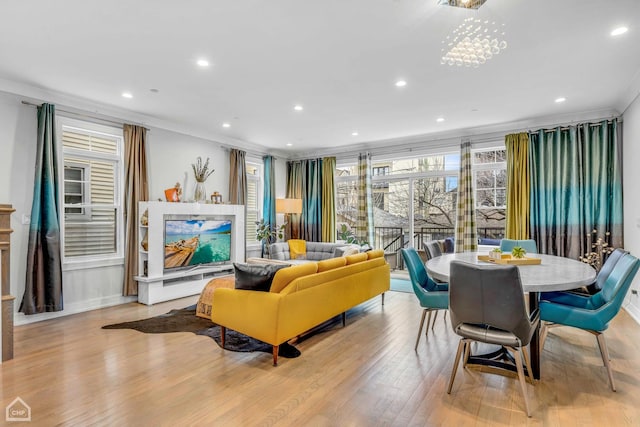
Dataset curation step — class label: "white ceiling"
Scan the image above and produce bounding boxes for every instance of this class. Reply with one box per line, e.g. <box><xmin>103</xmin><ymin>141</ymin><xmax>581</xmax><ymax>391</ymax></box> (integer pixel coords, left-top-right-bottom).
<box><xmin>1</xmin><ymin>0</ymin><xmax>639</xmax><ymax>156</ymax></box>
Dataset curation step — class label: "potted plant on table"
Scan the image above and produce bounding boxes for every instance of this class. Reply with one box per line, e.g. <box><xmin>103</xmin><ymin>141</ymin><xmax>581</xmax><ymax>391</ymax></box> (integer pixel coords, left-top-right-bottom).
<box><xmin>511</xmin><ymin>246</ymin><xmax>527</xmax><ymax>259</ymax></box>
<box><xmin>489</xmin><ymin>248</ymin><xmax>503</xmax><ymax>260</ymax></box>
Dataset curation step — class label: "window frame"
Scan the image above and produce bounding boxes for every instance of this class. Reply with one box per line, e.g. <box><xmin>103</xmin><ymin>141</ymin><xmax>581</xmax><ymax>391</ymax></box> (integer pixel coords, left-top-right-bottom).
<box><xmin>472</xmin><ymin>147</ymin><xmax>507</xmax><ymax>210</ymax></box>
<box><xmin>56</xmin><ymin>117</ymin><xmax>125</xmax><ymax>270</ymax></box>
<box><xmin>63</xmin><ymin>160</ymin><xmax>91</xmax><ymax>220</ymax></box>
<box><xmin>245</xmin><ymin>160</ymin><xmax>263</xmax><ymax>245</ymax></box>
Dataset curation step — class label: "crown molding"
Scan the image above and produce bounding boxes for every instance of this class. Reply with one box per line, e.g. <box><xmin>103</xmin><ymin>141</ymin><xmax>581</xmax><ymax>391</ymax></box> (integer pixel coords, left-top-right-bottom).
<box><xmin>0</xmin><ymin>78</ymin><xmax>290</xmax><ymax>160</ymax></box>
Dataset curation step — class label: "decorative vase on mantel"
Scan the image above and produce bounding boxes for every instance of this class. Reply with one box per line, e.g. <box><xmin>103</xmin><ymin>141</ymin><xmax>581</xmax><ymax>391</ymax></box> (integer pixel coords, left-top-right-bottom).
<box><xmin>191</xmin><ymin>156</ymin><xmax>214</xmax><ymax>203</ymax></box>
<box><xmin>194</xmin><ymin>180</ymin><xmax>207</xmax><ymax>202</ymax></box>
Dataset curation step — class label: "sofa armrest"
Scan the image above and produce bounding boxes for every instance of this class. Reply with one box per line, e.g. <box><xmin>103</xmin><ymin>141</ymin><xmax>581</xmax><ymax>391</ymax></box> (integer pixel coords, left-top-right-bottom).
<box><xmin>211</xmin><ymin>288</ymin><xmax>283</xmax><ymax>345</ymax></box>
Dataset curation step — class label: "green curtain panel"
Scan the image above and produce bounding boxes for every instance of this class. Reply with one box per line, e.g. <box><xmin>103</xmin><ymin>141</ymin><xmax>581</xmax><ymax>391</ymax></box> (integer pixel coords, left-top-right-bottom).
<box><xmin>228</xmin><ymin>149</ymin><xmax>247</xmax><ymax>205</ymax></box>
<box><xmin>455</xmin><ymin>140</ymin><xmax>477</xmax><ymax>252</ymax></box>
<box><xmin>262</xmin><ymin>155</ymin><xmax>276</xmax><ymax>232</ymax></box>
<box><xmin>505</xmin><ymin>132</ymin><xmax>530</xmax><ymax>240</ymax></box>
<box><xmin>357</xmin><ymin>152</ymin><xmax>374</xmax><ymax>246</ymax></box>
<box><xmin>20</xmin><ymin>103</ymin><xmax>63</xmax><ymax>314</ymax></box>
<box><xmin>122</xmin><ymin>125</ymin><xmax>149</xmax><ymax>296</ymax></box>
<box><xmin>321</xmin><ymin>157</ymin><xmax>336</xmax><ymax>242</ymax></box>
<box><xmin>529</xmin><ymin>119</ymin><xmax>623</xmax><ymax>260</ymax></box>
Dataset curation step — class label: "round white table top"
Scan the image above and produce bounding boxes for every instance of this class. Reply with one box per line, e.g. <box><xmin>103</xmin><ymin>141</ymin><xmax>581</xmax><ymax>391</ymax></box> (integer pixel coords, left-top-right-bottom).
<box><xmin>425</xmin><ymin>252</ymin><xmax>596</xmax><ymax>292</ymax></box>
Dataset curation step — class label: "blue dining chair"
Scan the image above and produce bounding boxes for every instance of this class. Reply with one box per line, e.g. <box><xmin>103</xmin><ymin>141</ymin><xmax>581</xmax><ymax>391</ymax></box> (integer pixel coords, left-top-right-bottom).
<box><xmin>401</xmin><ymin>248</ymin><xmax>449</xmax><ymax>350</ymax></box>
<box><xmin>539</xmin><ymin>252</ymin><xmax>640</xmax><ymax>391</ymax></box>
<box><xmin>500</xmin><ymin>238</ymin><xmax>538</xmax><ymax>254</ymax></box>
<box><xmin>541</xmin><ymin>248</ymin><xmax>628</xmax><ymax>302</ymax></box>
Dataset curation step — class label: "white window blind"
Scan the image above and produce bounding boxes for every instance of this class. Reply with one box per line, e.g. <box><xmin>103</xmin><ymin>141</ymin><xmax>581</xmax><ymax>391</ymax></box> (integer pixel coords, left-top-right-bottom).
<box><xmin>61</xmin><ymin>125</ymin><xmax>123</xmax><ymax>259</ymax></box>
<box><xmin>246</xmin><ymin>163</ymin><xmax>261</xmax><ymax>243</ymax></box>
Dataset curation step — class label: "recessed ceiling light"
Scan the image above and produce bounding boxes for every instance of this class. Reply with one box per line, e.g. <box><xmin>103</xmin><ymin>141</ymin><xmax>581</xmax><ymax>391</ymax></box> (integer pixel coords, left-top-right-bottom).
<box><xmin>436</xmin><ymin>117</ymin><xmax>445</xmax><ymax>123</ymax></box>
<box><xmin>222</xmin><ymin>123</ymin><xmax>230</xmax><ymax>128</ymax></box>
<box><xmin>122</xmin><ymin>92</ymin><xmax>133</xmax><ymax>99</ymax></box>
<box><xmin>555</xmin><ymin>97</ymin><xmax>566</xmax><ymax>103</ymax></box>
<box><xmin>286</xmin><ymin>143</ymin><xmax>293</xmax><ymax>147</ymax></box>
<box><xmin>294</xmin><ymin>105</ymin><xmax>304</xmax><ymax>111</ymax></box>
<box><xmin>611</xmin><ymin>26</ymin><xmax>628</xmax><ymax>36</ymax></box>
<box><xmin>196</xmin><ymin>59</ymin><xmax>210</xmax><ymax>67</ymax></box>
<box><xmin>352</xmin><ymin>132</ymin><xmax>359</xmax><ymax>136</ymax></box>
<box><xmin>395</xmin><ymin>80</ymin><xmax>407</xmax><ymax>87</ymax></box>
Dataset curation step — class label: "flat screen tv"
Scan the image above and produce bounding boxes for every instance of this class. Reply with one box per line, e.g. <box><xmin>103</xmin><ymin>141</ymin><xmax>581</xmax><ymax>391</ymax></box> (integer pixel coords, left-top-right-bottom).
<box><xmin>164</xmin><ymin>218</ymin><xmax>232</xmax><ymax>271</ymax></box>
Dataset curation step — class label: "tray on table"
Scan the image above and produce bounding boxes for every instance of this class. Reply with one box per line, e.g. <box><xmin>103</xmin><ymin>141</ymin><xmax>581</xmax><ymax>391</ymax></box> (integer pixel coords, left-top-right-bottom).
<box><xmin>477</xmin><ymin>254</ymin><xmax>542</xmax><ymax>265</ymax></box>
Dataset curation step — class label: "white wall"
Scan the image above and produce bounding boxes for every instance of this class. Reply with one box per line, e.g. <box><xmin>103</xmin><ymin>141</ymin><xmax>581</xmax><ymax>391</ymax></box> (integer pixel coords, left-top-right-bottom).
<box><xmin>0</xmin><ymin>91</ymin><xmax>288</xmax><ymax>325</ymax></box>
<box><xmin>147</xmin><ymin>128</ymin><xmax>229</xmax><ymax>203</ymax></box>
<box><xmin>623</xmin><ymin>93</ymin><xmax>640</xmax><ymax>323</ymax></box>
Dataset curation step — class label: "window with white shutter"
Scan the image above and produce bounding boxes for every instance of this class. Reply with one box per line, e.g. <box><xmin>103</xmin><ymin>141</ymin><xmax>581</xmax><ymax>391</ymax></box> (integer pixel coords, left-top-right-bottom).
<box><xmin>58</xmin><ymin>118</ymin><xmax>124</xmax><ymax>262</ymax></box>
<box><xmin>246</xmin><ymin>162</ymin><xmax>262</xmax><ymax>243</ymax></box>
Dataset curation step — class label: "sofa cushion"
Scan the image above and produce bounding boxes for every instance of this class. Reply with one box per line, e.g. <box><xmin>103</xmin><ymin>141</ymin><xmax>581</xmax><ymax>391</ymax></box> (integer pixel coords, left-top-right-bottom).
<box><xmin>346</xmin><ymin>253</ymin><xmax>368</xmax><ymax>265</ymax></box>
<box><xmin>233</xmin><ymin>263</ymin><xmax>289</xmax><ymax>292</ymax></box>
<box><xmin>288</xmin><ymin>239</ymin><xmax>307</xmax><ymax>259</ymax></box>
<box><xmin>317</xmin><ymin>257</ymin><xmax>347</xmax><ymax>272</ymax></box>
<box><xmin>367</xmin><ymin>249</ymin><xmax>385</xmax><ymax>260</ymax></box>
<box><xmin>290</xmin><ymin>257</ymin><xmax>387</xmax><ymax>293</ymax></box>
<box><xmin>270</xmin><ymin>262</ymin><xmax>318</xmax><ymax>293</ymax></box>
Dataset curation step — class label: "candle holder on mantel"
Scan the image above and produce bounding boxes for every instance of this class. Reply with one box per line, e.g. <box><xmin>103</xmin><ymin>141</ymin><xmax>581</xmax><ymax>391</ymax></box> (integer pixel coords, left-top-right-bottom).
<box><xmin>580</xmin><ymin>229</ymin><xmax>615</xmax><ymax>272</ymax></box>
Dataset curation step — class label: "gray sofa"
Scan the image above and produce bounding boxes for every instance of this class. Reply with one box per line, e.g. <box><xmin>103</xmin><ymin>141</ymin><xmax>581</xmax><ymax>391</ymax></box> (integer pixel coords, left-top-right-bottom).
<box><xmin>269</xmin><ymin>241</ymin><xmax>361</xmax><ymax>264</ymax></box>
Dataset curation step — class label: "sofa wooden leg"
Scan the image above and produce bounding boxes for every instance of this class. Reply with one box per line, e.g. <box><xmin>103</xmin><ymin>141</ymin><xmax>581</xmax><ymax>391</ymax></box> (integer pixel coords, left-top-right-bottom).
<box><xmin>381</xmin><ymin>292</ymin><xmax>385</xmax><ymax>306</ymax></box>
<box><xmin>220</xmin><ymin>326</ymin><xmax>226</xmax><ymax>349</ymax></box>
<box><xmin>273</xmin><ymin>346</ymin><xmax>279</xmax><ymax>366</ymax></box>
<box><xmin>342</xmin><ymin>312</ymin><xmax>346</xmax><ymax>327</ymax></box>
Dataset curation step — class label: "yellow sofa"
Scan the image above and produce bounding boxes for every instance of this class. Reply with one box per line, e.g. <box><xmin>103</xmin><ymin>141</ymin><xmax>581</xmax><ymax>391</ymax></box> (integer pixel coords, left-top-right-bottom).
<box><xmin>211</xmin><ymin>249</ymin><xmax>390</xmax><ymax>365</ymax></box>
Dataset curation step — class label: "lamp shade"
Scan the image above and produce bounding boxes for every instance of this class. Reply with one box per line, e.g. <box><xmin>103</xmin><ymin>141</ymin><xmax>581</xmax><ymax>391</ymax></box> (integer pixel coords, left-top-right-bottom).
<box><xmin>276</xmin><ymin>198</ymin><xmax>302</xmax><ymax>214</ymax></box>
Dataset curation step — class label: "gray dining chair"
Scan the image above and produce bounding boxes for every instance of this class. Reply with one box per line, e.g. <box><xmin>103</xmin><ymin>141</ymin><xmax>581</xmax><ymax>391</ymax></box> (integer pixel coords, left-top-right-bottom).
<box><xmin>424</xmin><ymin>240</ymin><xmax>443</xmax><ymax>260</ymax></box>
<box><xmin>447</xmin><ymin>260</ymin><xmax>539</xmax><ymax>417</ymax></box>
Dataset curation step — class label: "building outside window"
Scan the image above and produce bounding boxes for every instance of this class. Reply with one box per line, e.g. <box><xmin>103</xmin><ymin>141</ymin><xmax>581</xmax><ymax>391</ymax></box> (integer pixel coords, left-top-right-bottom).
<box><xmin>335</xmin><ymin>147</ymin><xmax>506</xmax><ymax>251</ymax></box>
<box><xmin>58</xmin><ymin>118</ymin><xmax>124</xmax><ymax>264</ymax></box>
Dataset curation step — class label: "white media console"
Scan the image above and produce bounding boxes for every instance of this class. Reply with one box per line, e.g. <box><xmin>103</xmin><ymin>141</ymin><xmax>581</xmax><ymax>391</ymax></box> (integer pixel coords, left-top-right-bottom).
<box><xmin>135</xmin><ymin>201</ymin><xmax>245</xmax><ymax>305</ymax></box>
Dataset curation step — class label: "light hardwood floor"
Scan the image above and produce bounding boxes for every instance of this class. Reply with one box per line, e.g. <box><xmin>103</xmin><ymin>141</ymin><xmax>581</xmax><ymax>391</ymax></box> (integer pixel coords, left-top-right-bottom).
<box><xmin>2</xmin><ymin>291</ymin><xmax>640</xmax><ymax>426</ymax></box>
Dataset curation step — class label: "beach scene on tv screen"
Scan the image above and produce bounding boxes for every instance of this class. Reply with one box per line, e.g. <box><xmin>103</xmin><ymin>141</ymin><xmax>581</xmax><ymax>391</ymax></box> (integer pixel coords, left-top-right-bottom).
<box><xmin>164</xmin><ymin>219</ymin><xmax>231</xmax><ymax>269</ymax></box>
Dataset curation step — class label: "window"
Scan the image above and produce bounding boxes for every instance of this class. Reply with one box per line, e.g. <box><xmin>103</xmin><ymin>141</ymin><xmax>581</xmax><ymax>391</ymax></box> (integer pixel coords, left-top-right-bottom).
<box><xmin>246</xmin><ymin>162</ymin><xmax>262</xmax><ymax>244</ymax></box>
<box><xmin>473</xmin><ymin>147</ymin><xmax>507</xmax><ymax>239</ymax></box>
<box><xmin>336</xmin><ymin>152</ymin><xmax>459</xmax><ymax>249</ymax></box>
<box><xmin>58</xmin><ymin>118</ymin><xmax>124</xmax><ymax>262</ymax></box>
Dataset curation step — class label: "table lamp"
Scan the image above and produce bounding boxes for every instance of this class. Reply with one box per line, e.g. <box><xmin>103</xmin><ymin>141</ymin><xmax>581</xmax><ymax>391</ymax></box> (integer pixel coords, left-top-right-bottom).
<box><xmin>276</xmin><ymin>198</ymin><xmax>302</xmax><ymax>240</ymax></box>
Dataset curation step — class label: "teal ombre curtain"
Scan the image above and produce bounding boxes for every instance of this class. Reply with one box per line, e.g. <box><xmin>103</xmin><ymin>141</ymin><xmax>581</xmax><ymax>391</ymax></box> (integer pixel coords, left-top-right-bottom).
<box><xmin>286</xmin><ymin>160</ymin><xmax>304</xmax><ymax>240</ymax></box>
<box><xmin>262</xmin><ymin>155</ymin><xmax>276</xmax><ymax>231</ymax></box>
<box><xmin>20</xmin><ymin>103</ymin><xmax>63</xmax><ymax>314</ymax></box>
<box><xmin>529</xmin><ymin>119</ymin><xmax>622</xmax><ymax>260</ymax></box>
<box><xmin>455</xmin><ymin>140</ymin><xmax>477</xmax><ymax>252</ymax></box>
<box><xmin>357</xmin><ymin>152</ymin><xmax>374</xmax><ymax>246</ymax></box>
<box><xmin>304</xmin><ymin>159</ymin><xmax>322</xmax><ymax>241</ymax></box>
<box><xmin>286</xmin><ymin>159</ymin><xmax>322</xmax><ymax>241</ymax></box>
<box><xmin>321</xmin><ymin>157</ymin><xmax>336</xmax><ymax>242</ymax></box>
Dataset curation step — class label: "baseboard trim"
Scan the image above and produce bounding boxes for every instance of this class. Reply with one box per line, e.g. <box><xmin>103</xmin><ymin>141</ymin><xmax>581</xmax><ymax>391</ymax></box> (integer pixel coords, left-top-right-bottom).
<box><xmin>623</xmin><ymin>304</ymin><xmax>640</xmax><ymax>326</ymax></box>
<box><xmin>14</xmin><ymin>295</ymin><xmax>137</xmax><ymax>326</ymax></box>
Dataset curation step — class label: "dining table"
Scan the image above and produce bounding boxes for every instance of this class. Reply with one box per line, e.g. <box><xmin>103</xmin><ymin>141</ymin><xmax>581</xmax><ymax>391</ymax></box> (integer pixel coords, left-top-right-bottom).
<box><xmin>425</xmin><ymin>252</ymin><xmax>596</xmax><ymax>380</ymax></box>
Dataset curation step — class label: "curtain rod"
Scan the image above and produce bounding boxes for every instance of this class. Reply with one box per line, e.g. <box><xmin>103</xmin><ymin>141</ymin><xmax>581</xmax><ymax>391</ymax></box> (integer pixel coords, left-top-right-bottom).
<box><xmin>528</xmin><ymin>118</ymin><xmax>622</xmax><ymax>134</ymax></box>
<box><xmin>21</xmin><ymin>100</ymin><xmax>150</xmax><ymax>131</ymax></box>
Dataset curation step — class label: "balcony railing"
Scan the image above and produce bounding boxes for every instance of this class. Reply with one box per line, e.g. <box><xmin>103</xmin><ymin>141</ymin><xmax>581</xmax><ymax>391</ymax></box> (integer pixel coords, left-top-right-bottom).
<box><xmin>372</xmin><ymin>226</ymin><xmax>504</xmax><ymax>269</ymax></box>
